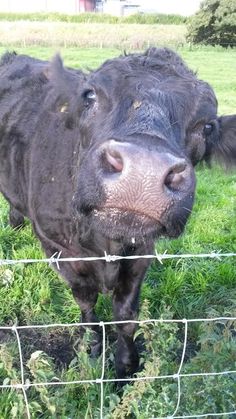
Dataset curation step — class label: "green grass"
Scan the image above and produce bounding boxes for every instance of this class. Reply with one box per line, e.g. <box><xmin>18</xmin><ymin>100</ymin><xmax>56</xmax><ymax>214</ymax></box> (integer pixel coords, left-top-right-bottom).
<box><xmin>0</xmin><ymin>46</ymin><xmax>236</xmax><ymax>417</ymax></box>
<box><xmin>0</xmin><ymin>12</ymin><xmax>187</xmax><ymax>25</ymax></box>
<box><xmin>180</xmin><ymin>47</ymin><xmax>236</xmax><ymax>114</ymax></box>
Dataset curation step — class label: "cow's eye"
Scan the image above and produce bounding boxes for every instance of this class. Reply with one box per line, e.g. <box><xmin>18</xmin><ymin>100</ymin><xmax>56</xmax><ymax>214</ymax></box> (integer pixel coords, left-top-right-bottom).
<box><xmin>83</xmin><ymin>89</ymin><xmax>96</xmax><ymax>106</ymax></box>
<box><xmin>204</xmin><ymin>123</ymin><xmax>213</xmax><ymax>136</ymax></box>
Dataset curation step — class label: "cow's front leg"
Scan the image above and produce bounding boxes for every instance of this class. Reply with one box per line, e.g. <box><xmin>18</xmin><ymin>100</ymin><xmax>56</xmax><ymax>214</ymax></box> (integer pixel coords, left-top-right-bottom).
<box><xmin>72</xmin><ymin>283</ymin><xmax>101</xmax><ymax>357</ymax></box>
<box><xmin>112</xmin><ymin>258</ymin><xmax>150</xmax><ymax>379</ymax></box>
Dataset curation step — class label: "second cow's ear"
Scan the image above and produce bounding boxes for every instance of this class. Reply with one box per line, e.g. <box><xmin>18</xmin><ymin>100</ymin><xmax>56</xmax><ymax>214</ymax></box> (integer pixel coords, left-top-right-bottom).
<box><xmin>205</xmin><ymin>115</ymin><xmax>236</xmax><ymax>168</ymax></box>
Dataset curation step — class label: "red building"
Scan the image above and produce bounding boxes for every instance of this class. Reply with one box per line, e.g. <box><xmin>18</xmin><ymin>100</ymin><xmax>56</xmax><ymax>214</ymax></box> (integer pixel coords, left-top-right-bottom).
<box><xmin>79</xmin><ymin>0</ymin><xmax>96</xmax><ymax>12</ymax></box>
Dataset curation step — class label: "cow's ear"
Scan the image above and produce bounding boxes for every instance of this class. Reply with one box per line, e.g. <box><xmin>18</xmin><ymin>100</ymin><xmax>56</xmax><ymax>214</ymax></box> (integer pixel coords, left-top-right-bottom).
<box><xmin>44</xmin><ymin>54</ymin><xmax>86</xmax><ymax>85</ymax></box>
<box><xmin>43</xmin><ymin>54</ymin><xmax>69</xmax><ymax>83</ymax></box>
<box><xmin>43</xmin><ymin>55</ymin><xmax>87</xmax><ymax>119</ymax></box>
<box><xmin>205</xmin><ymin>115</ymin><xmax>236</xmax><ymax>168</ymax></box>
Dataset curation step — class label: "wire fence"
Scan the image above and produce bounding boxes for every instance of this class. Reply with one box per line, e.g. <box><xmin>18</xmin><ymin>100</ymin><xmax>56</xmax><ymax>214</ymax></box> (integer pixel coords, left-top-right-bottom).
<box><xmin>0</xmin><ymin>250</ymin><xmax>236</xmax><ymax>418</ymax></box>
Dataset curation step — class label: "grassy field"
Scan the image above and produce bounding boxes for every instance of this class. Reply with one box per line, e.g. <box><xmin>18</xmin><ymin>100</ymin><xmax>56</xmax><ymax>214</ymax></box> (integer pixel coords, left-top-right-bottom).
<box><xmin>0</xmin><ymin>45</ymin><xmax>235</xmax><ymax>417</ymax></box>
<box><xmin>0</xmin><ymin>21</ymin><xmax>186</xmax><ymax>49</ymax></box>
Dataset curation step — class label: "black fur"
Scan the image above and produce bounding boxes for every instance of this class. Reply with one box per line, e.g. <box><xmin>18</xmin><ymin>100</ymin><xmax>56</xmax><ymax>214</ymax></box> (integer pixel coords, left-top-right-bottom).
<box><xmin>0</xmin><ymin>48</ymin><xmax>235</xmax><ymax>379</ymax></box>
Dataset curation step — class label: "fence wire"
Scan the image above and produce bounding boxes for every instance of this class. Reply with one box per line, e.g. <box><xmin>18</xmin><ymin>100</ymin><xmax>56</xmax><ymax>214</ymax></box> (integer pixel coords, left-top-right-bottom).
<box><xmin>0</xmin><ymin>250</ymin><xmax>235</xmax><ymax>268</ymax></box>
<box><xmin>0</xmin><ymin>250</ymin><xmax>236</xmax><ymax>418</ymax></box>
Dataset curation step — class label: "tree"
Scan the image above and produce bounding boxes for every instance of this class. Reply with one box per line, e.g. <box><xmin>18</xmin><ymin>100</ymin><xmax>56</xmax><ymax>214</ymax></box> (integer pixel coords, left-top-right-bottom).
<box><xmin>187</xmin><ymin>0</ymin><xmax>236</xmax><ymax>47</ymax></box>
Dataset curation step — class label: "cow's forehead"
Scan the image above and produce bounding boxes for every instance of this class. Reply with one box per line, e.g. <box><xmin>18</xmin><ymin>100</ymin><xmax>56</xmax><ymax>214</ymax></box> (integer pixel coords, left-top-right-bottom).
<box><xmin>90</xmin><ymin>52</ymin><xmax>216</xmax><ymax>107</ymax></box>
<box><xmin>93</xmin><ymin>48</ymin><xmax>195</xmax><ymax>78</ymax></box>
<box><xmin>89</xmin><ymin>61</ymin><xmax>217</xmax><ymax>129</ymax></box>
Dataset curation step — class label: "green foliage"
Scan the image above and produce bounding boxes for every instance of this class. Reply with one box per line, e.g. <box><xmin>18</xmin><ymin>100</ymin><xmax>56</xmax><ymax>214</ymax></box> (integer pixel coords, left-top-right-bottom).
<box><xmin>0</xmin><ymin>11</ymin><xmax>186</xmax><ymax>25</ymax></box>
<box><xmin>187</xmin><ymin>0</ymin><xmax>236</xmax><ymax>47</ymax></box>
<box><xmin>1</xmin><ymin>304</ymin><xmax>235</xmax><ymax>417</ymax></box>
<box><xmin>0</xmin><ymin>12</ymin><xmax>118</xmax><ymax>23</ymax></box>
<box><xmin>0</xmin><ymin>329</ymin><xmax>104</xmax><ymax>418</ymax></box>
<box><xmin>122</xmin><ymin>13</ymin><xmax>186</xmax><ymax>25</ymax></box>
<box><xmin>104</xmin><ymin>302</ymin><xmax>236</xmax><ymax>417</ymax></box>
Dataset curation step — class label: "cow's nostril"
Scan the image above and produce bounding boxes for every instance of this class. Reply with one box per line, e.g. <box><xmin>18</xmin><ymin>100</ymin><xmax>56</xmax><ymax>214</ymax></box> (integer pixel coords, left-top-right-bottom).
<box><xmin>104</xmin><ymin>148</ymin><xmax>124</xmax><ymax>173</ymax></box>
<box><xmin>164</xmin><ymin>163</ymin><xmax>187</xmax><ymax>192</ymax></box>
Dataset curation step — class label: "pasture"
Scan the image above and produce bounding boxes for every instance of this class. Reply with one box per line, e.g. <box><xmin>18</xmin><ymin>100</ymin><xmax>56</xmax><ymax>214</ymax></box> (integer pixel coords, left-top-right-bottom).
<box><xmin>0</xmin><ymin>43</ymin><xmax>235</xmax><ymax>417</ymax></box>
<box><xmin>0</xmin><ymin>21</ymin><xmax>186</xmax><ymax>50</ymax></box>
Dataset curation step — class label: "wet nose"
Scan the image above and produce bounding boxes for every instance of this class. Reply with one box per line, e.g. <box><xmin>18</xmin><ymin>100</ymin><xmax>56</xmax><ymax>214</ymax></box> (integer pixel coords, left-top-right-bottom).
<box><xmin>101</xmin><ymin>140</ymin><xmax>193</xmax><ymax>197</ymax></box>
<box><xmin>164</xmin><ymin>162</ymin><xmax>189</xmax><ymax>193</ymax></box>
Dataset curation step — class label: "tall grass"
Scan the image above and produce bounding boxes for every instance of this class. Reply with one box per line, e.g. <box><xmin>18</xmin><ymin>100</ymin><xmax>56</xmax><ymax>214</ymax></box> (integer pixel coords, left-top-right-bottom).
<box><xmin>0</xmin><ymin>21</ymin><xmax>187</xmax><ymax>49</ymax></box>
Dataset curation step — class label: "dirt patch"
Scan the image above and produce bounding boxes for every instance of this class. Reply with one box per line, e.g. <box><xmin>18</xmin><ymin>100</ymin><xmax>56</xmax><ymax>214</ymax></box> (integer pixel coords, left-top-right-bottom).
<box><xmin>20</xmin><ymin>327</ymin><xmax>82</xmax><ymax>367</ymax></box>
<box><xmin>0</xmin><ymin>326</ymin><xmax>83</xmax><ymax>368</ymax></box>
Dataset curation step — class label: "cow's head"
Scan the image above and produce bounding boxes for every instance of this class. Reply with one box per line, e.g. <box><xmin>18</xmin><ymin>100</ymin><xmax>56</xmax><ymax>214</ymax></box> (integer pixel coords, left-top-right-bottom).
<box><xmin>49</xmin><ymin>48</ymin><xmax>236</xmax><ymax>244</ymax></box>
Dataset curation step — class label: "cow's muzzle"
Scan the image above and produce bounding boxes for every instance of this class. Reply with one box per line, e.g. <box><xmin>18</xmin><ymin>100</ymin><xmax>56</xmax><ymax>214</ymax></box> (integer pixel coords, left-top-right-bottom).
<box><xmin>98</xmin><ymin>139</ymin><xmax>195</xmax><ymax>224</ymax></box>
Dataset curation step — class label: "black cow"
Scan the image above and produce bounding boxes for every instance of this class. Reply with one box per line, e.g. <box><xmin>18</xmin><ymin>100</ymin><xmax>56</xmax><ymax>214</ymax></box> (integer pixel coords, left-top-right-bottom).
<box><xmin>0</xmin><ymin>48</ymin><xmax>235</xmax><ymax>379</ymax></box>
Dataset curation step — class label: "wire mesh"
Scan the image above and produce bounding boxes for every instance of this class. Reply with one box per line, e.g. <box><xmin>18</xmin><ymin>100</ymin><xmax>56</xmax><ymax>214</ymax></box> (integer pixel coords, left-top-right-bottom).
<box><xmin>0</xmin><ymin>250</ymin><xmax>235</xmax><ymax>418</ymax></box>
